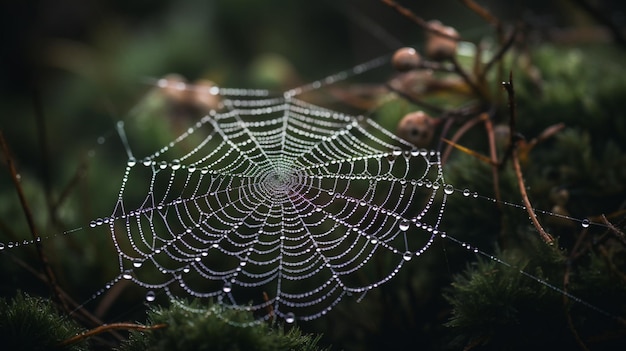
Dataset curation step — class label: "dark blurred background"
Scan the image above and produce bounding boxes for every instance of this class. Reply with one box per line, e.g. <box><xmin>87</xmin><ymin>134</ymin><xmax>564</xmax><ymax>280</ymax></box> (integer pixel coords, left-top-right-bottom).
<box><xmin>1</xmin><ymin>1</ymin><xmax>626</xmax><ymax>350</ymax></box>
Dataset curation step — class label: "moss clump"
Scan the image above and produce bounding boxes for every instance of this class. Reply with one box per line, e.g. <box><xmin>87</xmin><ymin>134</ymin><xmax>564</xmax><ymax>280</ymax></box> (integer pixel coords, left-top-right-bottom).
<box><xmin>0</xmin><ymin>292</ymin><xmax>88</xmax><ymax>351</ymax></box>
<box><xmin>118</xmin><ymin>300</ymin><xmax>329</xmax><ymax>351</ymax></box>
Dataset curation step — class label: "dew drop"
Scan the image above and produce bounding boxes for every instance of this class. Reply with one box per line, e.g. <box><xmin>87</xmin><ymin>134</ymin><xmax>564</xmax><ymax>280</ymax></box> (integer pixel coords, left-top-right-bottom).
<box><xmin>171</xmin><ymin>159</ymin><xmax>181</xmax><ymax>170</ymax></box>
<box><xmin>145</xmin><ymin>290</ymin><xmax>156</xmax><ymax>302</ymax></box>
<box><xmin>432</xmin><ymin>182</ymin><xmax>440</xmax><ymax>190</ymax></box>
<box><xmin>159</xmin><ymin>161</ymin><xmax>168</xmax><ymax>169</ymax></box>
<box><xmin>581</xmin><ymin>218</ymin><xmax>590</xmax><ymax>228</ymax></box>
<box><xmin>222</xmin><ymin>282</ymin><xmax>232</xmax><ymax>293</ymax></box>
<box><xmin>122</xmin><ymin>272</ymin><xmax>133</xmax><ymax>280</ymax></box>
<box><xmin>399</xmin><ymin>220</ymin><xmax>410</xmax><ymax>231</ymax></box>
<box><xmin>187</xmin><ymin>165</ymin><xmax>196</xmax><ymax>173</ymax></box>
<box><xmin>127</xmin><ymin>157</ymin><xmax>137</xmax><ymax>167</ymax></box>
<box><xmin>0</xmin><ymin>243</ymin><xmax>4</xmax><ymax>250</ymax></box>
<box><xmin>285</xmin><ymin>312</ymin><xmax>296</xmax><ymax>324</ymax></box>
<box><xmin>142</xmin><ymin>158</ymin><xmax>152</xmax><ymax>167</ymax></box>
<box><xmin>444</xmin><ymin>184</ymin><xmax>454</xmax><ymax>195</ymax></box>
<box><xmin>462</xmin><ymin>189</ymin><xmax>471</xmax><ymax>197</ymax></box>
<box><xmin>403</xmin><ymin>251</ymin><xmax>413</xmax><ymax>261</ymax></box>
<box><xmin>133</xmin><ymin>261</ymin><xmax>143</xmax><ymax>268</ymax></box>
<box><xmin>89</xmin><ymin>221</ymin><xmax>96</xmax><ymax>228</ymax></box>
<box><xmin>183</xmin><ymin>267</ymin><xmax>190</xmax><ymax>273</ymax></box>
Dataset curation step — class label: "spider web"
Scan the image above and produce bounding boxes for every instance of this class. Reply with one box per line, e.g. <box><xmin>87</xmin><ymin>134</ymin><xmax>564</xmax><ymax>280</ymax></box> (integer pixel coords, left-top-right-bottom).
<box><xmin>100</xmin><ymin>58</ymin><xmax>453</xmax><ymax>323</ymax></box>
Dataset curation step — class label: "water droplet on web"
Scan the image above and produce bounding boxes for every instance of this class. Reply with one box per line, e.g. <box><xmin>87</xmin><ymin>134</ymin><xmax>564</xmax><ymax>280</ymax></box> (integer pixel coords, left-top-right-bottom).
<box><xmin>222</xmin><ymin>281</ymin><xmax>232</xmax><ymax>293</ymax></box>
<box><xmin>122</xmin><ymin>272</ymin><xmax>133</xmax><ymax>280</ymax></box>
<box><xmin>145</xmin><ymin>290</ymin><xmax>156</xmax><ymax>302</ymax></box>
<box><xmin>142</xmin><ymin>158</ymin><xmax>152</xmax><ymax>166</ymax></box>
<box><xmin>403</xmin><ymin>251</ymin><xmax>413</xmax><ymax>261</ymax></box>
<box><xmin>0</xmin><ymin>243</ymin><xmax>4</xmax><ymax>250</ymax></box>
<box><xmin>133</xmin><ymin>261</ymin><xmax>143</xmax><ymax>268</ymax></box>
<box><xmin>171</xmin><ymin>159</ymin><xmax>181</xmax><ymax>170</ymax></box>
<box><xmin>432</xmin><ymin>182</ymin><xmax>440</xmax><ymax>190</ymax></box>
<box><xmin>159</xmin><ymin>161</ymin><xmax>168</xmax><ymax>169</ymax></box>
<box><xmin>444</xmin><ymin>184</ymin><xmax>454</xmax><ymax>195</ymax></box>
<box><xmin>127</xmin><ymin>157</ymin><xmax>137</xmax><ymax>167</ymax></box>
<box><xmin>399</xmin><ymin>220</ymin><xmax>410</xmax><ymax>231</ymax></box>
<box><xmin>188</xmin><ymin>165</ymin><xmax>197</xmax><ymax>173</ymax></box>
<box><xmin>581</xmin><ymin>218</ymin><xmax>590</xmax><ymax>228</ymax></box>
<box><xmin>462</xmin><ymin>188</ymin><xmax>471</xmax><ymax>197</ymax></box>
<box><xmin>285</xmin><ymin>312</ymin><xmax>296</xmax><ymax>324</ymax></box>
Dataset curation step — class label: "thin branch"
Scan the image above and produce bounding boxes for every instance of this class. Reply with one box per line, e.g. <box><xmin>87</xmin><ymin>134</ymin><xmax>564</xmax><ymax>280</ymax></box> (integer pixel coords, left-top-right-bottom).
<box><xmin>483</xmin><ymin>115</ymin><xmax>502</xmax><ymax>203</ymax></box>
<box><xmin>569</xmin><ymin>0</ymin><xmax>626</xmax><ymax>47</ymax></box>
<box><xmin>0</xmin><ymin>131</ymin><xmax>70</xmax><ymax>311</ymax></box>
<box><xmin>441</xmin><ymin>113</ymin><xmax>488</xmax><ymax>164</ymax></box>
<box><xmin>458</xmin><ymin>0</ymin><xmax>502</xmax><ymax>29</ymax></box>
<box><xmin>442</xmin><ymin>138</ymin><xmax>495</xmax><ymax>165</ymax></box>
<box><xmin>385</xmin><ymin>82</ymin><xmax>447</xmax><ymax>114</ymax></box>
<box><xmin>450</xmin><ymin>56</ymin><xmax>487</xmax><ymax>101</ymax></box>
<box><xmin>502</xmin><ymin>73</ymin><xmax>555</xmax><ymax>245</ymax></box>
<box><xmin>58</xmin><ymin>323</ymin><xmax>167</xmax><ymax>347</ymax></box>
<box><xmin>380</xmin><ymin>0</ymin><xmax>466</xmax><ymax>42</ymax></box>
<box><xmin>482</xmin><ymin>27</ymin><xmax>517</xmax><ymax>75</ymax></box>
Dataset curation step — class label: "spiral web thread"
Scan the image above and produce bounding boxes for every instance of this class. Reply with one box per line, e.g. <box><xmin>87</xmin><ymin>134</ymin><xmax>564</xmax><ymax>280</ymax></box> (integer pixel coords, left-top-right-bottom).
<box><xmin>99</xmin><ymin>57</ymin><xmax>454</xmax><ymax>324</ymax></box>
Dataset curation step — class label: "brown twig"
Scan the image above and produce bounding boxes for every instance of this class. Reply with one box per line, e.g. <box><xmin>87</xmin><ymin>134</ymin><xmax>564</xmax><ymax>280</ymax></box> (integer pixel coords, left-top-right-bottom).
<box><xmin>385</xmin><ymin>82</ymin><xmax>447</xmax><ymax>114</ymax></box>
<box><xmin>458</xmin><ymin>0</ymin><xmax>502</xmax><ymax>29</ymax></box>
<box><xmin>450</xmin><ymin>56</ymin><xmax>488</xmax><ymax>101</ymax></box>
<box><xmin>263</xmin><ymin>291</ymin><xmax>274</xmax><ymax>323</ymax></box>
<box><xmin>58</xmin><ymin>322</ymin><xmax>167</xmax><ymax>347</ymax></box>
<box><xmin>0</xmin><ymin>131</ymin><xmax>70</xmax><ymax>311</ymax></box>
<box><xmin>482</xmin><ymin>28</ymin><xmax>517</xmax><ymax>75</ymax></box>
<box><xmin>483</xmin><ymin>116</ymin><xmax>502</xmax><ymax>203</ymax></box>
<box><xmin>380</xmin><ymin>0</ymin><xmax>466</xmax><ymax>42</ymax></box>
<box><xmin>569</xmin><ymin>0</ymin><xmax>626</xmax><ymax>47</ymax></box>
<box><xmin>442</xmin><ymin>138</ymin><xmax>495</xmax><ymax>165</ymax></box>
<box><xmin>441</xmin><ymin>113</ymin><xmax>488</xmax><ymax>164</ymax></box>
<box><xmin>5</xmin><ymin>252</ymin><xmax>125</xmax><ymax>341</ymax></box>
<box><xmin>501</xmin><ymin>74</ymin><xmax>555</xmax><ymax>245</ymax></box>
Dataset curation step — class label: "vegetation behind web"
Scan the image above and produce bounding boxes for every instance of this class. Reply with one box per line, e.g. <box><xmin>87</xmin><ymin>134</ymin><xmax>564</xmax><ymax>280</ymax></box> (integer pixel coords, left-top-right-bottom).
<box><xmin>1</xmin><ymin>0</ymin><xmax>626</xmax><ymax>350</ymax></box>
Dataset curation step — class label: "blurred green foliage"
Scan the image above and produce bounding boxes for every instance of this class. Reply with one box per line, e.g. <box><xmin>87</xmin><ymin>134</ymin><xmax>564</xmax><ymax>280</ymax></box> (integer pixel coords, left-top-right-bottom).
<box><xmin>0</xmin><ymin>292</ymin><xmax>89</xmax><ymax>351</ymax></box>
<box><xmin>1</xmin><ymin>0</ymin><xmax>626</xmax><ymax>350</ymax></box>
<box><xmin>119</xmin><ymin>300</ymin><xmax>327</xmax><ymax>351</ymax></box>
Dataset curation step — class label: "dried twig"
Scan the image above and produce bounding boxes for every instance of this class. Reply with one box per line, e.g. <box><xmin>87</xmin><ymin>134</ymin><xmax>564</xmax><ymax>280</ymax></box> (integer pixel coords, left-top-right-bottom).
<box><xmin>458</xmin><ymin>0</ymin><xmax>502</xmax><ymax>29</ymax></box>
<box><xmin>58</xmin><ymin>323</ymin><xmax>167</xmax><ymax>347</ymax></box>
<box><xmin>380</xmin><ymin>0</ymin><xmax>465</xmax><ymax>41</ymax></box>
<box><xmin>501</xmin><ymin>74</ymin><xmax>555</xmax><ymax>245</ymax></box>
<box><xmin>0</xmin><ymin>131</ymin><xmax>70</xmax><ymax>311</ymax></box>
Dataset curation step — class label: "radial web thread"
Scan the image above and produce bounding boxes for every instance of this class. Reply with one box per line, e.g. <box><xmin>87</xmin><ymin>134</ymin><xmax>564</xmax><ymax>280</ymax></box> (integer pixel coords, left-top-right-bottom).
<box><xmin>103</xmin><ymin>70</ymin><xmax>452</xmax><ymax>323</ymax></box>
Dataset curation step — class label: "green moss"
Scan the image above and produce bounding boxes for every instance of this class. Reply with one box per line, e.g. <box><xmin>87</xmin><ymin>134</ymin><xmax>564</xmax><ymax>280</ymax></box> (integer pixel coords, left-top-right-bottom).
<box><xmin>118</xmin><ymin>300</ymin><xmax>329</xmax><ymax>351</ymax></box>
<box><xmin>0</xmin><ymin>292</ymin><xmax>88</xmax><ymax>351</ymax></box>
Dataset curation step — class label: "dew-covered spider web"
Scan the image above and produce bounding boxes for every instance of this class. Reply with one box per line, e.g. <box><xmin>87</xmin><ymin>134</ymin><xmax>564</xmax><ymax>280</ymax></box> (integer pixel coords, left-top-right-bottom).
<box><xmin>81</xmin><ymin>55</ymin><xmax>614</xmax><ymax>325</ymax></box>
<box><xmin>92</xmin><ymin>56</ymin><xmax>458</xmax><ymax>323</ymax></box>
